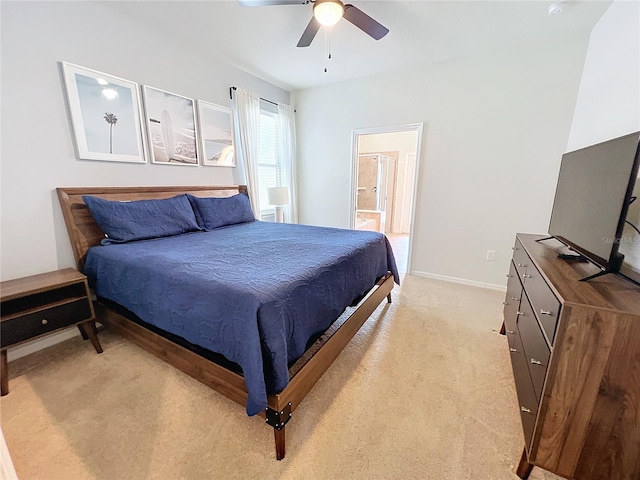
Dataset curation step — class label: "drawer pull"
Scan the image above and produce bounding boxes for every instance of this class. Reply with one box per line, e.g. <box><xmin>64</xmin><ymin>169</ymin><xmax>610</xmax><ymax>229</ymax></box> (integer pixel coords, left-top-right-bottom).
<box><xmin>506</xmin><ymin>330</ymin><xmax>515</xmax><ymax>334</ymax></box>
<box><xmin>512</xmin><ymin>247</ymin><xmax>518</xmax><ymax>251</ymax></box>
<box><xmin>41</xmin><ymin>319</ymin><xmax>48</xmax><ymax>325</ymax></box>
<box><xmin>521</xmin><ymin>406</ymin><xmax>532</xmax><ymax>414</ymax></box>
<box><xmin>522</xmin><ymin>274</ymin><xmax>531</xmax><ymax>279</ymax></box>
<box><xmin>503</xmin><ymin>302</ymin><xmax>508</xmax><ymax>305</ymax></box>
<box><xmin>511</xmin><ymin>296</ymin><xmax>519</xmax><ymax>301</ymax></box>
<box><xmin>506</xmin><ymin>274</ymin><xmax>513</xmax><ymax>278</ymax></box>
<box><xmin>517</xmin><ymin>263</ymin><xmax>527</xmax><ymax>267</ymax></box>
<box><xmin>540</xmin><ymin>309</ymin><xmax>552</xmax><ymax>316</ymax></box>
<box><xmin>516</xmin><ymin>311</ymin><xmax>524</xmax><ymax>316</ymax></box>
<box><xmin>530</xmin><ymin>358</ymin><xmax>542</xmax><ymax>365</ymax></box>
<box><xmin>509</xmin><ymin>347</ymin><xmax>518</xmax><ymax>353</ymax></box>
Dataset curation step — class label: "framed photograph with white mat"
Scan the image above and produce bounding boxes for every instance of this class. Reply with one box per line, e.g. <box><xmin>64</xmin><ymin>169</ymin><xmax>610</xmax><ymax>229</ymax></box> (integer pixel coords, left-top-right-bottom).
<box><xmin>142</xmin><ymin>86</ymin><xmax>199</xmax><ymax>166</ymax></box>
<box><xmin>196</xmin><ymin>100</ymin><xmax>235</xmax><ymax>167</ymax></box>
<box><xmin>61</xmin><ymin>62</ymin><xmax>146</xmax><ymax>163</ymax></box>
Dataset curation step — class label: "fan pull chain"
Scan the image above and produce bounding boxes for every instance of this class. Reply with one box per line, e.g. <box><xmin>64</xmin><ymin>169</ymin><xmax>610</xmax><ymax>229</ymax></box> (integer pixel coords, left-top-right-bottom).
<box><xmin>323</xmin><ymin>27</ymin><xmax>333</xmax><ymax>73</ymax></box>
<box><xmin>324</xmin><ymin>28</ymin><xmax>328</xmax><ymax>73</ymax></box>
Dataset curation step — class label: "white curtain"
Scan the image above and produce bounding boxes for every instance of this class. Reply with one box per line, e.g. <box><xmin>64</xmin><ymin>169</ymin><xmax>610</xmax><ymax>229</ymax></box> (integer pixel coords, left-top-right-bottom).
<box><xmin>232</xmin><ymin>88</ymin><xmax>262</xmax><ymax>217</ymax></box>
<box><xmin>277</xmin><ymin>104</ymin><xmax>298</xmax><ymax>224</ymax></box>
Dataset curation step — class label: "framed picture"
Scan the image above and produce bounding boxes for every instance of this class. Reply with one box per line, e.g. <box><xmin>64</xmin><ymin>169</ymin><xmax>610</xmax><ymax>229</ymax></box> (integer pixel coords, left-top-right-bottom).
<box><xmin>142</xmin><ymin>85</ymin><xmax>199</xmax><ymax>166</ymax></box>
<box><xmin>196</xmin><ymin>100</ymin><xmax>236</xmax><ymax>167</ymax></box>
<box><xmin>61</xmin><ymin>62</ymin><xmax>146</xmax><ymax>163</ymax></box>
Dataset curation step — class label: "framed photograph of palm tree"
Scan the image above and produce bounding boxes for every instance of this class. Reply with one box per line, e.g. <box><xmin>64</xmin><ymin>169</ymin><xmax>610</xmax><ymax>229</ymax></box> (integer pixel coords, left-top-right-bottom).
<box><xmin>61</xmin><ymin>62</ymin><xmax>146</xmax><ymax>163</ymax></box>
<box><xmin>196</xmin><ymin>100</ymin><xmax>236</xmax><ymax>167</ymax></box>
<box><xmin>142</xmin><ymin>86</ymin><xmax>199</xmax><ymax>166</ymax></box>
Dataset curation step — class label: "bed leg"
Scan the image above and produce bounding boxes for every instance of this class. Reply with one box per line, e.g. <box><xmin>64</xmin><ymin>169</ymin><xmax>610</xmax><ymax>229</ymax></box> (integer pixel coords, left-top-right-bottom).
<box><xmin>274</xmin><ymin>426</ymin><xmax>286</xmax><ymax>460</ymax></box>
<box><xmin>266</xmin><ymin>402</ymin><xmax>291</xmax><ymax>460</ymax></box>
<box><xmin>387</xmin><ymin>293</ymin><xmax>392</xmax><ymax>303</ymax></box>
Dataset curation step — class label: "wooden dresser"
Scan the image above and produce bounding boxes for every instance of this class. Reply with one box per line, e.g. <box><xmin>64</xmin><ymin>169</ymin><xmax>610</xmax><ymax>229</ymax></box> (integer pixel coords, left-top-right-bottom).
<box><xmin>502</xmin><ymin>233</ymin><xmax>640</xmax><ymax>480</ymax></box>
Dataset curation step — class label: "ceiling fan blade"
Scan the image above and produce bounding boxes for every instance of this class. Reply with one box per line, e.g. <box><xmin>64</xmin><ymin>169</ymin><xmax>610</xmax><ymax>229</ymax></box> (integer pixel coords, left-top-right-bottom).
<box><xmin>297</xmin><ymin>16</ymin><xmax>321</xmax><ymax>47</ymax></box>
<box><xmin>238</xmin><ymin>0</ymin><xmax>308</xmax><ymax>6</ymax></box>
<box><xmin>343</xmin><ymin>4</ymin><xmax>389</xmax><ymax>40</ymax></box>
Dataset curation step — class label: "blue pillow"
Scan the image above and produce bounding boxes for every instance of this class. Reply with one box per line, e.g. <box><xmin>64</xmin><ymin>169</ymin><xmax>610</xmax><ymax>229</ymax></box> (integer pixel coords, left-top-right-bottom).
<box><xmin>187</xmin><ymin>193</ymin><xmax>255</xmax><ymax>230</ymax></box>
<box><xmin>83</xmin><ymin>194</ymin><xmax>202</xmax><ymax>245</ymax></box>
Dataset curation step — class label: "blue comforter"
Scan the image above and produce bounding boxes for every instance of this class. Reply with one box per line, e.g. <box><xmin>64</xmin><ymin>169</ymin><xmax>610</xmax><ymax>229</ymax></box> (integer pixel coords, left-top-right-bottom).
<box><xmin>84</xmin><ymin>221</ymin><xmax>398</xmax><ymax>415</ymax></box>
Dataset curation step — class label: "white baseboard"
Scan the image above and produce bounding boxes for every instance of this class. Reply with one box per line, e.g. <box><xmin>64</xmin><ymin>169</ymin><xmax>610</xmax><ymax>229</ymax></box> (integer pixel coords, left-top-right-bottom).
<box><xmin>7</xmin><ymin>329</ymin><xmax>80</xmax><ymax>362</ymax></box>
<box><xmin>410</xmin><ymin>270</ymin><xmax>507</xmax><ymax>292</ymax></box>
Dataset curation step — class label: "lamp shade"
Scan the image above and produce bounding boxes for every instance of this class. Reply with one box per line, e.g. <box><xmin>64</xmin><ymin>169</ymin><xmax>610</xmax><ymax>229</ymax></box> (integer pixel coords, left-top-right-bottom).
<box><xmin>313</xmin><ymin>0</ymin><xmax>344</xmax><ymax>26</ymax></box>
<box><xmin>267</xmin><ymin>186</ymin><xmax>289</xmax><ymax>206</ymax></box>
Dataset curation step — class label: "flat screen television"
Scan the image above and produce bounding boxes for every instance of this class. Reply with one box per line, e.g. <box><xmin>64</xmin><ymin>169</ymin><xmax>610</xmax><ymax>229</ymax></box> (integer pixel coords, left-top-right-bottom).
<box><xmin>548</xmin><ymin>131</ymin><xmax>640</xmax><ymax>285</ymax></box>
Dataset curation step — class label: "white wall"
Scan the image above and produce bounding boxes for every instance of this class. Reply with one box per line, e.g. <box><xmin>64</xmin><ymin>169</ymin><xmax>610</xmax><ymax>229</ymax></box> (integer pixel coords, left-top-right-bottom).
<box><xmin>567</xmin><ymin>0</ymin><xmax>639</xmax><ymax>151</ymax></box>
<box><xmin>566</xmin><ymin>0</ymin><xmax>640</xmax><ymax>281</ymax></box>
<box><xmin>0</xmin><ymin>1</ymin><xmax>289</xmax><ymax>359</ymax></box>
<box><xmin>293</xmin><ymin>35</ymin><xmax>591</xmax><ymax>288</ymax></box>
<box><xmin>0</xmin><ymin>1</ymin><xmax>289</xmax><ymax>283</ymax></box>
<box><xmin>359</xmin><ymin>131</ymin><xmax>419</xmax><ymax>233</ymax></box>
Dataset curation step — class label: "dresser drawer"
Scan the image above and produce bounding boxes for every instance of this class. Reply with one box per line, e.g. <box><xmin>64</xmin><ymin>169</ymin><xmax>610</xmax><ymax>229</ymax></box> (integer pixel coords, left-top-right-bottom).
<box><xmin>512</xmin><ymin>238</ymin><xmax>530</xmax><ymax>279</ymax></box>
<box><xmin>1</xmin><ymin>299</ymin><xmax>92</xmax><ymax>348</ymax></box>
<box><xmin>522</xmin><ymin>263</ymin><xmax>561</xmax><ymax>344</ymax></box>
<box><xmin>503</xmin><ymin>261</ymin><xmax>523</xmax><ymax>333</ymax></box>
<box><xmin>507</xmin><ymin>327</ymin><xmax>539</xmax><ymax>451</ymax></box>
<box><xmin>518</xmin><ymin>295</ymin><xmax>551</xmax><ymax>402</ymax></box>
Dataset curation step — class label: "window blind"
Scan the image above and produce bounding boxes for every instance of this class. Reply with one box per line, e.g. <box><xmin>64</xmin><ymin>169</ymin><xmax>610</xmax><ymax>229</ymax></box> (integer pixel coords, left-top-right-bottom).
<box><xmin>258</xmin><ymin>111</ymin><xmax>281</xmax><ymax>217</ymax></box>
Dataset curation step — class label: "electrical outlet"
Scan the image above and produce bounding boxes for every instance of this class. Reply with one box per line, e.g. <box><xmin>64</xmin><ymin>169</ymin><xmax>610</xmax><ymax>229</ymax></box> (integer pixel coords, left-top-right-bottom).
<box><xmin>486</xmin><ymin>250</ymin><xmax>496</xmax><ymax>261</ymax></box>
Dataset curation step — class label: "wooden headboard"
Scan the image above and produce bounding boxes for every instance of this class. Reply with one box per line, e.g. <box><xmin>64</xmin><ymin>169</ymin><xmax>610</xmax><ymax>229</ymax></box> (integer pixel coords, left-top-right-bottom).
<box><xmin>57</xmin><ymin>185</ymin><xmax>248</xmax><ymax>271</ymax></box>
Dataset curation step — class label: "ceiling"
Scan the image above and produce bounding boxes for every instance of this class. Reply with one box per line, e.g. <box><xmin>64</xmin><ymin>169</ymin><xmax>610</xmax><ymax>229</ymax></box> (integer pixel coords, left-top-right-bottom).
<box><xmin>103</xmin><ymin>0</ymin><xmax>612</xmax><ymax>91</ymax></box>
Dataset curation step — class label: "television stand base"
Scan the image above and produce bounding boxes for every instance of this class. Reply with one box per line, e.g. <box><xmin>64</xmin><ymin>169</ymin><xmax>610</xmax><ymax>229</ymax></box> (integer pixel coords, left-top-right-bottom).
<box><xmin>580</xmin><ymin>269</ymin><xmax>640</xmax><ymax>288</ymax></box>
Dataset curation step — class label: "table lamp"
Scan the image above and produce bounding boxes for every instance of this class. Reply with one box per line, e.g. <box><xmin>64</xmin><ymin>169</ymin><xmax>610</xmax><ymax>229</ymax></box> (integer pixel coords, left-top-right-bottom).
<box><xmin>267</xmin><ymin>186</ymin><xmax>289</xmax><ymax>223</ymax></box>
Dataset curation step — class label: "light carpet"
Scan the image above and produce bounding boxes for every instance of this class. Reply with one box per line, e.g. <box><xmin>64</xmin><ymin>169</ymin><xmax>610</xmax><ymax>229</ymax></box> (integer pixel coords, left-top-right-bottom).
<box><xmin>1</xmin><ymin>275</ymin><xmax>562</xmax><ymax>480</ymax></box>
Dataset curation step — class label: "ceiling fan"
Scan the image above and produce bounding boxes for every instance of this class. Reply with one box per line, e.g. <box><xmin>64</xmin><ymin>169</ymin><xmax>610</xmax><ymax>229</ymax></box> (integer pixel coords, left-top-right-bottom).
<box><xmin>238</xmin><ymin>0</ymin><xmax>389</xmax><ymax>47</ymax></box>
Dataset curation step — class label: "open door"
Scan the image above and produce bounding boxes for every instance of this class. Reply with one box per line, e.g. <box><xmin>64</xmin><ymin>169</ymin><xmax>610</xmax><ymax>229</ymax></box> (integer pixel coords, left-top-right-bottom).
<box><xmin>351</xmin><ymin>124</ymin><xmax>423</xmax><ymax>275</ymax></box>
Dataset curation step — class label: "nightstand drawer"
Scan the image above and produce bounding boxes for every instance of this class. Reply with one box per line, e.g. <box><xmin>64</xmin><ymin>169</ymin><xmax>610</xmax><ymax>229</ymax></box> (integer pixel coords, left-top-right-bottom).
<box><xmin>1</xmin><ymin>298</ymin><xmax>92</xmax><ymax>347</ymax></box>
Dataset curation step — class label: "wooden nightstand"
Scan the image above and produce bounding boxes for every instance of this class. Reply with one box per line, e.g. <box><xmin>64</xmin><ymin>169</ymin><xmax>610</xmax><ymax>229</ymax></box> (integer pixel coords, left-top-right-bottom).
<box><xmin>0</xmin><ymin>268</ymin><xmax>102</xmax><ymax>395</ymax></box>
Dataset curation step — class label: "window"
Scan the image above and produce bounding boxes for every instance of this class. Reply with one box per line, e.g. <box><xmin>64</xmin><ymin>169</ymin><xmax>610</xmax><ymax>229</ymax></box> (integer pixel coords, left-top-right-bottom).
<box><xmin>257</xmin><ymin>107</ymin><xmax>281</xmax><ymax>219</ymax></box>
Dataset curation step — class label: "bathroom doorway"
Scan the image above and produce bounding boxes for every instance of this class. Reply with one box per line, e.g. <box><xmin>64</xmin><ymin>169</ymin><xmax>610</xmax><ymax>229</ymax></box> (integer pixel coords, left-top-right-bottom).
<box><xmin>351</xmin><ymin>124</ymin><xmax>423</xmax><ymax>275</ymax></box>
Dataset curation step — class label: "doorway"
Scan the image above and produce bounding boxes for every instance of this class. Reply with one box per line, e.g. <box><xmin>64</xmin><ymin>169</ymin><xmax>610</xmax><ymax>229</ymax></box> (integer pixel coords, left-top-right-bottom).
<box><xmin>351</xmin><ymin>124</ymin><xmax>423</xmax><ymax>275</ymax></box>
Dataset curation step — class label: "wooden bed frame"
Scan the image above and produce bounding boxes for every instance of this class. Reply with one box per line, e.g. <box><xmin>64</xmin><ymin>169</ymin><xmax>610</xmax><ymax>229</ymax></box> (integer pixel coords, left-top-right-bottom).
<box><xmin>56</xmin><ymin>185</ymin><xmax>395</xmax><ymax>460</ymax></box>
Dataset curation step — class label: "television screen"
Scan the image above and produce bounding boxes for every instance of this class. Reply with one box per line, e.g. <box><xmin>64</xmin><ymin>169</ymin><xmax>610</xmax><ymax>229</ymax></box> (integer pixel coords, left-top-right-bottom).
<box><xmin>548</xmin><ymin>131</ymin><xmax>640</xmax><ymax>272</ymax></box>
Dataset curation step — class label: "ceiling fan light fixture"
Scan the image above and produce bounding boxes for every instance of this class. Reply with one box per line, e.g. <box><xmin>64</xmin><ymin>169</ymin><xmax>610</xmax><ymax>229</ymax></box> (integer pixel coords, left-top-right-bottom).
<box><xmin>313</xmin><ymin>0</ymin><xmax>344</xmax><ymax>27</ymax></box>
